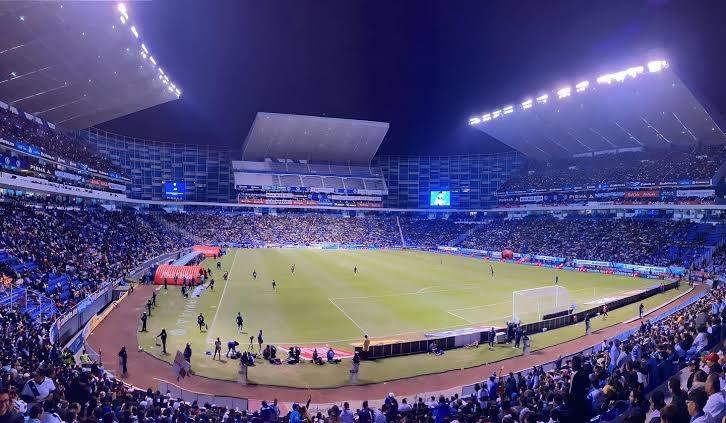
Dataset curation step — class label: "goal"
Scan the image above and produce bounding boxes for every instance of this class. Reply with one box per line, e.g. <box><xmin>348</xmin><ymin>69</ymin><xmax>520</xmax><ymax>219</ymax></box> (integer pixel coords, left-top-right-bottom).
<box><xmin>512</xmin><ymin>285</ymin><xmax>571</xmax><ymax>323</ymax></box>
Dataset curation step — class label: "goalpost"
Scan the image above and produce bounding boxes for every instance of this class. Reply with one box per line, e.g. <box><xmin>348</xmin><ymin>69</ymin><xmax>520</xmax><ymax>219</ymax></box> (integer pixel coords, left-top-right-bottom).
<box><xmin>512</xmin><ymin>285</ymin><xmax>571</xmax><ymax>323</ymax></box>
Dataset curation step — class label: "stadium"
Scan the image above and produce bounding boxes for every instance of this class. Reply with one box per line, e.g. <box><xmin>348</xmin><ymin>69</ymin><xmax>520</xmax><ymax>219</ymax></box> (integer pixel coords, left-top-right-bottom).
<box><xmin>0</xmin><ymin>1</ymin><xmax>725</xmax><ymax>423</ymax></box>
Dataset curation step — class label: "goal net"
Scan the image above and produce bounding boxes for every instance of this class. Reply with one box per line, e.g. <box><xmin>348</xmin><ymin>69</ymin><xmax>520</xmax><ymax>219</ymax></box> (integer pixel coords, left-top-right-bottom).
<box><xmin>512</xmin><ymin>285</ymin><xmax>571</xmax><ymax>323</ymax></box>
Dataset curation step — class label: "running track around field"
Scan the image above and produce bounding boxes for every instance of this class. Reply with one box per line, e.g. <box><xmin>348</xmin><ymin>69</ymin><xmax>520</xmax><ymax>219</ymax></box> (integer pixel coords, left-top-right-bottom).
<box><xmin>86</xmin><ymin>284</ymin><xmax>704</xmax><ymax>404</ymax></box>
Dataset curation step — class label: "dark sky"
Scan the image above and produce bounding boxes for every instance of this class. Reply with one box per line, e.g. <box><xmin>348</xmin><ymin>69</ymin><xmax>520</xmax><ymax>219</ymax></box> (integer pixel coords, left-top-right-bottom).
<box><xmin>98</xmin><ymin>0</ymin><xmax>726</xmax><ymax>155</ymax></box>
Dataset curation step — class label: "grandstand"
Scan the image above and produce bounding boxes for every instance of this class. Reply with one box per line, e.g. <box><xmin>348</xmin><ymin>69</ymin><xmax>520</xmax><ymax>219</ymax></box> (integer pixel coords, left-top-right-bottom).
<box><xmin>0</xmin><ymin>2</ymin><xmax>725</xmax><ymax>421</ymax></box>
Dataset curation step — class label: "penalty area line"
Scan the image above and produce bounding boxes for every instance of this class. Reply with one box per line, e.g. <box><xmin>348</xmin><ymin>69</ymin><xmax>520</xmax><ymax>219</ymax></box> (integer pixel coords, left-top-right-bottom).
<box><xmin>328</xmin><ymin>298</ymin><xmax>368</xmax><ymax>335</ymax></box>
<box><xmin>447</xmin><ymin>310</ymin><xmax>475</xmax><ymax>324</ymax></box>
<box><xmin>206</xmin><ymin>249</ymin><xmax>239</xmax><ymax>344</ymax></box>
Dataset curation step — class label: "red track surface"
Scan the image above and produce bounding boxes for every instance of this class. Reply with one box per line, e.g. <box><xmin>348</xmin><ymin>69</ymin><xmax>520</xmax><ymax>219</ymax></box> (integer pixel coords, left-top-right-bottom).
<box><xmin>86</xmin><ymin>284</ymin><xmax>702</xmax><ymax>403</ymax></box>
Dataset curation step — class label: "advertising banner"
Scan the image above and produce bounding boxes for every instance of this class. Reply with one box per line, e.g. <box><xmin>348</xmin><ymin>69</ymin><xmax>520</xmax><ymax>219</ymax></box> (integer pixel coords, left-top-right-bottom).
<box><xmin>624</xmin><ymin>190</ymin><xmax>659</xmax><ymax>198</ymax></box>
<box><xmin>153</xmin><ymin>265</ymin><xmax>203</xmax><ymax>285</ymax></box>
<box><xmin>192</xmin><ymin>245</ymin><xmax>222</xmax><ymax>257</ymax></box>
<box><xmin>676</xmin><ymin>189</ymin><xmax>715</xmax><ymax>198</ymax></box>
<box><xmin>573</xmin><ymin>259</ymin><xmax>612</xmax><ymax>267</ymax></box>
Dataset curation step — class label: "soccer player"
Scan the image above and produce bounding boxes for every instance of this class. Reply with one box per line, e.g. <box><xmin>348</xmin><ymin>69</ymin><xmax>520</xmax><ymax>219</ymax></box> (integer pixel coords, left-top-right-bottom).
<box><xmin>488</xmin><ymin>327</ymin><xmax>495</xmax><ymax>349</ymax></box>
<box><xmin>490</xmin><ymin>265</ymin><xmax>495</xmax><ymax>278</ymax></box>
<box><xmin>197</xmin><ymin>313</ymin><xmax>206</xmax><ymax>332</ymax></box>
<box><xmin>272</xmin><ymin>279</ymin><xmax>276</xmax><ymax>291</ymax></box>
<box><xmin>252</xmin><ymin>270</ymin><xmax>257</xmax><ymax>280</ymax></box>
<box><xmin>639</xmin><ymin>303</ymin><xmax>644</xmax><ymax>319</ymax></box>
<box><xmin>555</xmin><ymin>275</ymin><xmax>559</xmax><ymax>285</ymax></box>
<box><xmin>236</xmin><ymin>312</ymin><xmax>244</xmax><ymax>332</ymax></box>
<box><xmin>354</xmin><ymin>266</ymin><xmax>358</xmax><ymax>275</ymax></box>
<box><xmin>257</xmin><ymin>329</ymin><xmax>264</xmax><ymax>352</ymax></box>
<box><xmin>291</xmin><ymin>264</ymin><xmax>295</xmax><ymax>275</ymax></box>
<box><xmin>213</xmin><ymin>338</ymin><xmax>222</xmax><ymax>360</ymax></box>
<box><xmin>602</xmin><ymin>304</ymin><xmax>608</xmax><ymax>320</ymax></box>
<box><xmin>209</xmin><ymin>279</ymin><xmax>215</xmax><ymax>290</ymax></box>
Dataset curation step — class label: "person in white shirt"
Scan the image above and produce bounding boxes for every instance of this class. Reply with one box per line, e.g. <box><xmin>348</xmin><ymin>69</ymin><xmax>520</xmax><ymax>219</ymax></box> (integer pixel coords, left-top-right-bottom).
<box><xmin>398</xmin><ymin>398</ymin><xmax>412</xmax><ymax>413</ymax></box>
<box><xmin>20</xmin><ymin>372</ymin><xmax>55</xmax><ymax>404</ymax></box>
<box><xmin>704</xmin><ymin>374</ymin><xmax>726</xmax><ymax>423</ymax></box>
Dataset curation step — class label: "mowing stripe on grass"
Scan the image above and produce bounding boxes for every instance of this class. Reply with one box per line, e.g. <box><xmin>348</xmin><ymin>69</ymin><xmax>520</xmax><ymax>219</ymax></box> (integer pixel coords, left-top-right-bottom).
<box><xmin>206</xmin><ymin>249</ymin><xmax>239</xmax><ymax>344</ymax></box>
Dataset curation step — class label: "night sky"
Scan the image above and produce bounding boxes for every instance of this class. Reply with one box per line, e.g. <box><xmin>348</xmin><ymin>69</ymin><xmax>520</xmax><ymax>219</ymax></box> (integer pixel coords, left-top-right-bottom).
<box><xmin>98</xmin><ymin>0</ymin><xmax>726</xmax><ymax>156</ymax></box>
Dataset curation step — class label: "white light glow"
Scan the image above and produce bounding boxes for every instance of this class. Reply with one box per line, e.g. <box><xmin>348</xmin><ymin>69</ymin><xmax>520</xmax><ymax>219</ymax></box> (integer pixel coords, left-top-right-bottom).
<box><xmin>482</xmin><ymin>114</ymin><xmax>492</xmax><ymax>121</ymax></box>
<box><xmin>119</xmin><ymin>15</ymin><xmax>126</xmax><ymax>24</ymax></box>
<box><xmin>647</xmin><ymin>60</ymin><xmax>668</xmax><ymax>73</ymax></box>
<box><xmin>117</xmin><ymin>3</ymin><xmax>127</xmax><ymax>16</ymax></box>
<box><xmin>141</xmin><ymin>52</ymin><xmax>147</xmax><ymax>59</ymax></box>
<box><xmin>149</xmin><ymin>56</ymin><xmax>157</xmax><ymax>65</ymax></box>
<box><xmin>492</xmin><ymin>110</ymin><xmax>502</xmax><ymax>119</ymax></box>
<box><xmin>130</xmin><ymin>26</ymin><xmax>138</xmax><ymax>38</ymax></box>
<box><xmin>469</xmin><ymin>117</ymin><xmax>481</xmax><ymax>125</ymax></box>
<box><xmin>158</xmin><ymin>74</ymin><xmax>163</xmax><ymax>80</ymax></box>
<box><xmin>168</xmin><ymin>86</ymin><xmax>174</xmax><ymax>93</ymax></box>
<box><xmin>536</xmin><ymin>94</ymin><xmax>548</xmax><ymax>104</ymax></box>
<box><xmin>575</xmin><ymin>80</ymin><xmax>589</xmax><ymax>92</ymax></box>
<box><xmin>521</xmin><ymin>99</ymin><xmax>533</xmax><ymax>109</ymax></box>
<box><xmin>141</xmin><ymin>44</ymin><xmax>148</xmax><ymax>53</ymax></box>
<box><xmin>557</xmin><ymin>87</ymin><xmax>571</xmax><ymax>99</ymax></box>
<box><xmin>170</xmin><ymin>83</ymin><xmax>176</xmax><ymax>90</ymax></box>
<box><xmin>175</xmin><ymin>89</ymin><xmax>181</xmax><ymax>96</ymax></box>
<box><xmin>503</xmin><ymin>105</ymin><xmax>514</xmax><ymax>115</ymax></box>
<box><xmin>596</xmin><ymin>66</ymin><xmax>644</xmax><ymax>84</ymax></box>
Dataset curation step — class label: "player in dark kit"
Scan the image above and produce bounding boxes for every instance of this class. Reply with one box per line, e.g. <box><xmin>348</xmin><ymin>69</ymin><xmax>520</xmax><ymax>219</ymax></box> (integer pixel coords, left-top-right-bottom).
<box><xmin>490</xmin><ymin>265</ymin><xmax>495</xmax><ymax>278</ymax></box>
<box><xmin>252</xmin><ymin>270</ymin><xmax>257</xmax><ymax>280</ymax></box>
<box><xmin>353</xmin><ymin>266</ymin><xmax>358</xmax><ymax>275</ymax></box>
<box><xmin>197</xmin><ymin>313</ymin><xmax>206</xmax><ymax>332</ymax></box>
<box><xmin>291</xmin><ymin>264</ymin><xmax>295</xmax><ymax>275</ymax></box>
<box><xmin>236</xmin><ymin>312</ymin><xmax>244</xmax><ymax>332</ymax></box>
<box><xmin>272</xmin><ymin>279</ymin><xmax>276</xmax><ymax>291</ymax></box>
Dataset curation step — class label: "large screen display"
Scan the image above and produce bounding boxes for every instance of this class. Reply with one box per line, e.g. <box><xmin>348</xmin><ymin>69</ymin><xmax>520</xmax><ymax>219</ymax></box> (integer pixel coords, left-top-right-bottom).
<box><xmin>164</xmin><ymin>181</ymin><xmax>186</xmax><ymax>200</ymax></box>
<box><xmin>430</xmin><ymin>190</ymin><xmax>451</xmax><ymax>206</ymax></box>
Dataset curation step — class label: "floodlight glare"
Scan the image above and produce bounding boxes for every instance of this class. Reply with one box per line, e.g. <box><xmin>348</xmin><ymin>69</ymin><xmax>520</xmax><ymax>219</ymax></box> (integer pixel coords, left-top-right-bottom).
<box><xmin>557</xmin><ymin>87</ymin><xmax>571</xmax><ymax>99</ymax></box>
<box><xmin>149</xmin><ymin>56</ymin><xmax>157</xmax><ymax>65</ymax></box>
<box><xmin>141</xmin><ymin>44</ymin><xmax>148</xmax><ymax>53</ymax></box>
<box><xmin>647</xmin><ymin>60</ymin><xmax>668</xmax><ymax>73</ymax></box>
<box><xmin>482</xmin><ymin>113</ymin><xmax>492</xmax><ymax>121</ymax></box>
<box><xmin>117</xmin><ymin>3</ymin><xmax>127</xmax><ymax>16</ymax></box>
<box><xmin>168</xmin><ymin>86</ymin><xmax>174</xmax><ymax>93</ymax></box>
<box><xmin>521</xmin><ymin>99</ymin><xmax>533</xmax><ymax>109</ymax></box>
<box><xmin>575</xmin><ymin>80</ymin><xmax>589</xmax><ymax>92</ymax></box>
<box><xmin>159</xmin><ymin>68</ymin><xmax>164</xmax><ymax>75</ymax></box>
<box><xmin>492</xmin><ymin>110</ymin><xmax>502</xmax><ymax>118</ymax></box>
<box><xmin>119</xmin><ymin>15</ymin><xmax>126</xmax><ymax>24</ymax></box>
<box><xmin>130</xmin><ymin>26</ymin><xmax>139</xmax><ymax>38</ymax></box>
<box><xmin>158</xmin><ymin>74</ymin><xmax>163</xmax><ymax>80</ymax></box>
<box><xmin>175</xmin><ymin>89</ymin><xmax>181</xmax><ymax>96</ymax></box>
<box><xmin>469</xmin><ymin>117</ymin><xmax>481</xmax><ymax>125</ymax></box>
<box><xmin>141</xmin><ymin>52</ymin><xmax>147</xmax><ymax>59</ymax></box>
<box><xmin>536</xmin><ymin>94</ymin><xmax>548</xmax><ymax>104</ymax></box>
<box><xmin>503</xmin><ymin>105</ymin><xmax>514</xmax><ymax>115</ymax></box>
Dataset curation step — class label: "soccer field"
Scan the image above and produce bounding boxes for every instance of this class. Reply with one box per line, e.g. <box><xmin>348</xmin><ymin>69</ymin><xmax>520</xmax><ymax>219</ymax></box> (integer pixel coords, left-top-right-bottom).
<box><xmin>137</xmin><ymin>248</ymin><xmax>681</xmax><ymax>388</ymax></box>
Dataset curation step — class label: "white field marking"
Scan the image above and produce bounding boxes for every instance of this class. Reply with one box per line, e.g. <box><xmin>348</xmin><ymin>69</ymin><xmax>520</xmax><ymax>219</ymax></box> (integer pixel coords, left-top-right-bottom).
<box><xmin>329</xmin><ymin>285</ymin><xmax>479</xmax><ymax>301</ymax></box>
<box><xmin>447</xmin><ymin>299</ymin><xmax>512</xmax><ymax>312</ymax></box>
<box><xmin>447</xmin><ymin>311</ymin><xmax>475</xmax><ymax>323</ymax></box>
<box><xmin>205</xmin><ymin>249</ymin><xmax>239</xmax><ymax>344</ymax></box>
<box><xmin>327</xmin><ymin>298</ymin><xmax>367</xmax><ymax>335</ymax></box>
<box><xmin>416</xmin><ymin>286</ymin><xmax>440</xmax><ymax>294</ymax></box>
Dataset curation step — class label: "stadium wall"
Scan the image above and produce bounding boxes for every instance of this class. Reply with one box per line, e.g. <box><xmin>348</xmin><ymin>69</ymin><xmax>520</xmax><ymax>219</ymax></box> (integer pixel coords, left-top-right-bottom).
<box><xmin>82</xmin><ymin>128</ymin><xmax>237</xmax><ymax>202</ymax></box>
<box><xmin>373</xmin><ymin>153</ymin><xmax>525</xmax><ymax>209</ymax></box>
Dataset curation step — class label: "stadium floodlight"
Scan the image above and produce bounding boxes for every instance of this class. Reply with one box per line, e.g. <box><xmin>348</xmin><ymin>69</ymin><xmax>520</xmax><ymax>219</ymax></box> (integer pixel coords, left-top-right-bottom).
<box><xmin>175</xmin><ymin>88</ymin><xmax>181</xmax><ymax>96</ymax></box>
<box><xmin>557</xmin><ymin>87</ymin><xmax>571</xmax><ymax>99</ymax></box>
<box><xmin>119</xmin><ymin>15</ymin><xmax>126</xmax><ymax>24</ymax></box>
<box><xmin>168</xmin><ymin>86</ymin><xmax>174</xmax><ymax>93</ymax></box>
<box><xmin>159</xmin><ymin>68</ymin><xmax>164</xmax><ymax>75</ymax></box>
<box><xmin>521</xmin><ymin>99</ymin><xmax>533</xmax><ymax>109</ymax></box>
<box><xmin>492</xmin><ymin>110</ymin><xmax>502</xmax><ymax>118</ymax></box>
<box><xmin>597</xmin><ymin>65</ymin><xmax>644</xmax><ymax>84</ymax></box>
<box><xmin>536</xmin><ymin>94</ymin><xmax>548</xmax><ymax>104</ymax></box>
<box><xmin>141</xmin><ymin>51</ymin><xmax>147</xmax><ymax>59</ymax></box>
<box><xmin>647</xmin><ymin>60</ymin><xmax>668</xmax><ymax>73</ymax></box>
<box><xmin>503</xmin><ymin>105</ymin><xmax>514</xmax><ymax>115</ymax></box>
<box><xmin>575</xmin><ymin>80</ymin><xmax>589</xmax><ymax>92</ymax></box>
<box><xmin>117</xmin><ymin>3</ymin><xmax>128</xmax><ymax>17</ymax></box>
<box><xmin>141</xmin><ymin>44</ymin><xmax>148</xmax><ymax>54</ymax></box>
<box><xmin>482</xmin><ymin>113</ymin><xmax>492</xmax><ymax>121</ymax></box>
<box><xmin>149</xmin><ymin>56</ymin><xmax>157</xmax><ymax>65</ymax></box>
<box><xmin>131</xmin><ymin>26</ymin><xmax>139</xmax><ymax>38</ymax></box>
<box><xmin>469</xmin><ymin>117</ymin><xmax>481</xmax><ymax>125</ymax></box>
<box><xmin>158</xmin><ymin>74</ymin><xmax>163</xmax><ymax>80</ymax></box>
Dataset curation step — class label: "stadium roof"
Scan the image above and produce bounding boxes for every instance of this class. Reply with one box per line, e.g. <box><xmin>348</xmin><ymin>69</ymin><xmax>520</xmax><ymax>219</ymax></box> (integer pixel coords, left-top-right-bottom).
<box><xmin>469</xmin><ymin>61</ymin><xmax>726</xmax><ymax>160</ymax></box>
<box><xmin>242</xmin><ymin>112</ymin><xmax>390</xmax><ymax>165</ymax></box>
<box><xmin>0</xmin><ymin>1</ymin><xmax>180</xmax><ymax>130</ymax></box>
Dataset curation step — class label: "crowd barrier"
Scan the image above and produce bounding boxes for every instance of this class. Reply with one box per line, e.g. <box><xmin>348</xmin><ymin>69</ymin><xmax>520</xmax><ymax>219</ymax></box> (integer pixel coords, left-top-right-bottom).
<box><xmin>50</xmin><ymin>249</ymin><xmax>189</xmax><ymax>346</ymax></box>
<box><xmin>156</xmin><ymin>379</ymin><xmax>248</xmax><ymax>411</ymax></box>
<box><xmin>355</xmin><ymin>281</ymin><xmax>679</xmax><ymax>360</ymax></box>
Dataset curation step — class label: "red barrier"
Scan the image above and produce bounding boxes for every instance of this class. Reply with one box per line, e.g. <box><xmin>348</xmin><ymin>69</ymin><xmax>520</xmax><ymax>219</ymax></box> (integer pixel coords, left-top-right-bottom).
<box><xmin>154</xmin><ymin>265</ymin><xmax>203</xmax><ymax>285</ymax></box>
<box><xmin>192</xmin><ymin>245</ymin><xmax>221</xmax><ymax>257</ymax></box>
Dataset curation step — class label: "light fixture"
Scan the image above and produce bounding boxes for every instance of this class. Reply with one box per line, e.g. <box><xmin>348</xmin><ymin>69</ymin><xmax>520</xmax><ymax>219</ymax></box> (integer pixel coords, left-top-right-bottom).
<box><xmin>469</xmin><ymin>117</ymin><xmax>481</xmax><ymax>125</ymax></box>
<box><xmin>503</xmin><ymin>105</ymin><xmax>514</xmax><ymax>115</ymax></box>
<box><xmin>521</xmin><ymin>99</ymin><xmax>533</xmax><ymax>109</ymax></box>
<box><xmin>575</xmin><ymin>80</ymin><xmax>589</xmax><ymax>92</ymax></box>
<box><xmin>557</xmin><ymin>87</ymin><xmax>571</xmax><ymax>99</ymax></box>
<box><xmin>536</xmin><ymin>94</ymin><xmax>548</xmax><ymax>104</ymax></box>
<box><xmin>149</xmin><ymin>56</ymin><xmax>157</xmax><ymax>65</ymax></box>
<box><xmin>647</xmin><ymin>60</ymin><xmax>668</xmax><ymax>73</ymax></box>
<box><xmin>141</xmin><ymin>44</ymin><xmax>148</xmax><ymax>53</ymax></box>
<box><xmin>131</xmin><ymin>26</ymin><xmax>139</xmax><ymax>38</ymax></box>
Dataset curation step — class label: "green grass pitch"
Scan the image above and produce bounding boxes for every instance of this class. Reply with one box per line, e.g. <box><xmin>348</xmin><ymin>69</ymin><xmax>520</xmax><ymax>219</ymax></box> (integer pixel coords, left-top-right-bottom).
<box><xmin>137</xmin><ymin>248</ymin><xmax>682</xmax><ymax>388</ymax></box>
